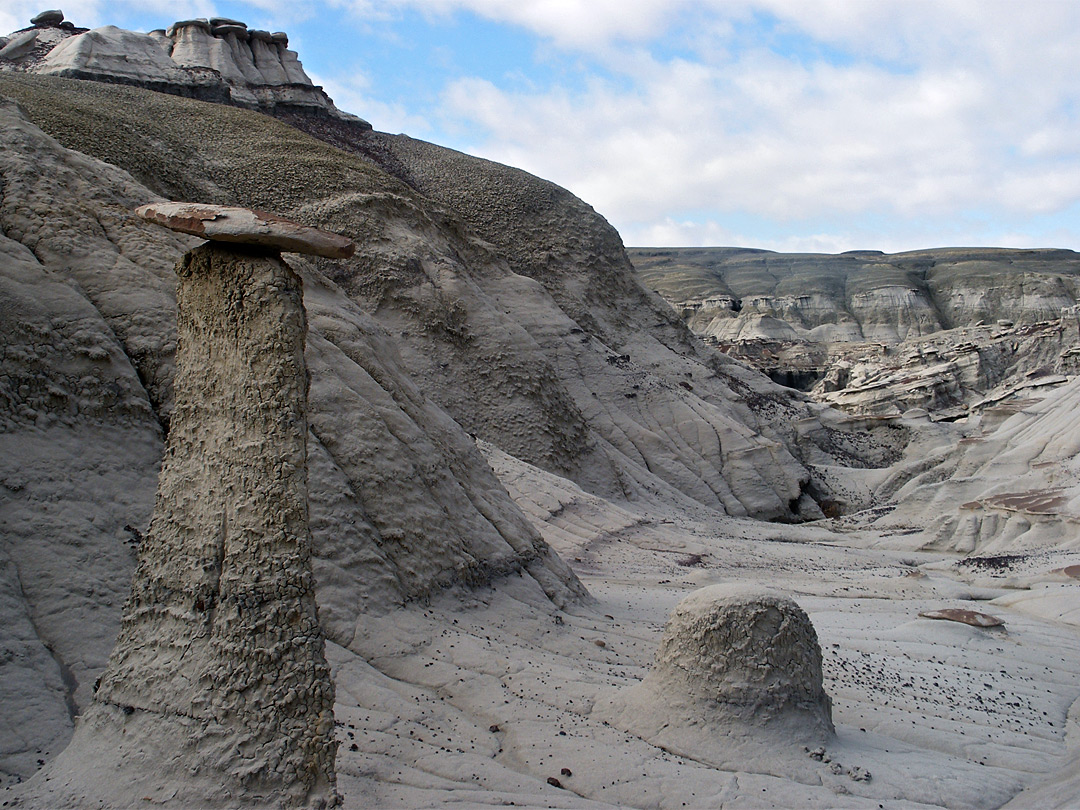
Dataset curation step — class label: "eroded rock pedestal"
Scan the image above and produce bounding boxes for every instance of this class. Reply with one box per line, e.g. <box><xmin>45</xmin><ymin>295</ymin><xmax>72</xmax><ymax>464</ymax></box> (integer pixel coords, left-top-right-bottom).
<box><xmin>18</xmin><ymin>242</ymin><xmax>337</xmax><ymax>808</ymax></box>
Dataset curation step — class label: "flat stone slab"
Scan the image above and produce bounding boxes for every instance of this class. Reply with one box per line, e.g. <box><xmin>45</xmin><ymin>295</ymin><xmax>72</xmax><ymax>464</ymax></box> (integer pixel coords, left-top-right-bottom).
<box><xmin>211</xmin><ymin>24</ymin><xmax>249</xmax><ymax>38</ymax></box>
<box><xmin>918</xmin><ymin>608</ymin><xmax>1005</xmax><ymax>628</ymax></box>
<box><xmin>135</xmin><ymin>202</ymin><xmax>355</xmax><ymax>258</ymax></box>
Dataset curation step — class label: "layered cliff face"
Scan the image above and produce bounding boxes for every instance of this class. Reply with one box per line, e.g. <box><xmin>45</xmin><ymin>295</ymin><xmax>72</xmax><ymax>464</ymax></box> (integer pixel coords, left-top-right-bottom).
<box><xmin>632</xmin><ymin>247</ymin><xmax>1080</xmax><ymax>417</ymax></box>
<box><xmin>633</xmin><ymin>247</ymin><xmax>1080</xmax><ymax>340</ymax></box>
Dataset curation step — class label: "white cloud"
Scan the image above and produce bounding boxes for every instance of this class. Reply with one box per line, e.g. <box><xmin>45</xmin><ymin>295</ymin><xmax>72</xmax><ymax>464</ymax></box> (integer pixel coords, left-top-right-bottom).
<box><xmin>432</xmin><ymin>1</ymin><xmax>1080</xmax><ymax>249</ymax></box>
<box><xmin>622</xmin><ymin>214</ymin><xmax>1080</xmax><ymax>256</ymax></box>
<box><xmin>334</xmin><ymin>0</ymin><xmax>677</xmax><ymax>48</ymax></box>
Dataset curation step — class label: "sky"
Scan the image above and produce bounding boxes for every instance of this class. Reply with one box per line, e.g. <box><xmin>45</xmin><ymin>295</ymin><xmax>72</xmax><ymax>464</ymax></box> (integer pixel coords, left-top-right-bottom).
<box><xmin>4</xmin><ymin>0</ymin><xmax>1080</xmax><ymax>253</ymax></box>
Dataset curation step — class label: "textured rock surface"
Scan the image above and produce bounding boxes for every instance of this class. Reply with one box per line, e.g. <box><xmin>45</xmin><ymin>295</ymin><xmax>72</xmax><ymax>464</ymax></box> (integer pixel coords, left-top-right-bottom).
<box><xmin>0</xmin><ymin>94</ymin><xmax>170</xmax><ymax>788</ymax></box>
<box><xmin>654</xmin><ymin>584</ymin><xmax>831</xmax><ymax>725</ymax></box>
<box><xmin>794</xmin><ymin>312</ymin><xmax>1080</xmax><ymax>418</ymax></box>
<box><xmin>0</xmin><ymin>78</ymin><xmax>585</xmax><ymax>786</ymax></box>
<box><xmin>136</xmin><ymin>202</ymin><xmax>356</xmax><ymax>258</ymax></box>
<box><xmin>0</xmin><ymin>32</ymin><xmax>41</xmax><ymax>61</ymax></box>
<box><xmin>880</xmin><ymin>374</ymin><xmax>1080</xmax><ymax>555</ymax></box>
<box><xmin>17</xmin><ymin>244</ymin><xmax>338</xmax><ymax>807</ymax></box>
<box><xmin>349</xmin><ymin>131</ymin><xmax>862</xmax><ymax>520</ymax></box>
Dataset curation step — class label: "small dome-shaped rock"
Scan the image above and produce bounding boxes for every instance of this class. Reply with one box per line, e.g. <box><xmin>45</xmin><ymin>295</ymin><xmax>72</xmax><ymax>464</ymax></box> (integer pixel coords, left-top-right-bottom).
<box><xmin>651</xmin><ymin>584</ymin><xmax>833</xmax><ymax>730</ymax></box>
<box><xmin>594</xmin><ymin>583</ymin><xmax>834</xmax><ymax>765</ymax></box>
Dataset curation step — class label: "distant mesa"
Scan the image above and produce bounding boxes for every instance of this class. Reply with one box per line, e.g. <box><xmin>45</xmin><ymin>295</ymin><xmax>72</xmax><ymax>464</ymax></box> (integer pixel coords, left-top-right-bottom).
<box><xmin>630</xmin><ymin>246</ymin><xmax>1080</xmax><ymax>420</ymax></box>
<box><xmin>135</xmin><ymin>202</ymin><xmax>356</xmax><ymax>259</ymax></box>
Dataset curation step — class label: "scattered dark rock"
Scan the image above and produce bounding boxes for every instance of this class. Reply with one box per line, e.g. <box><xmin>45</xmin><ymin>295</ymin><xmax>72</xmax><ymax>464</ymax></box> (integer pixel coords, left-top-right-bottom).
<box><xmin>957</xmin><ymin>554</ymin><xmax>1027</xmax><ymax>571</ymax></box>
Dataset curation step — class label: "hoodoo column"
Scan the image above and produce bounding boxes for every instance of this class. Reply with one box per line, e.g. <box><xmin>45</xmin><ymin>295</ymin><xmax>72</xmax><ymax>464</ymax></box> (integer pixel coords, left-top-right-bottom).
<box><xmin>19</xmin><ymin>203</ymin><xmax>355</xmax><ymax>809</ymax></box>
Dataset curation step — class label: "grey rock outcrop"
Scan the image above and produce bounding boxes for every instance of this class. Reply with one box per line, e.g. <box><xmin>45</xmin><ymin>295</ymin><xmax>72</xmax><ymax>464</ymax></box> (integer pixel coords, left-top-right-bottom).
<box><xmin>882</xmin><ymin>373</ymin><xmax>1080</xmax><ymax>555</ymax></box>
<box><xmin>0</xmin><ymin>17</ymin><xmax>363</xmax><ymax>120</ymax></box>
<box><xmin>632</xmin><ymin>247</ymin><xmax>1080</xmax><ymax>344</ymax></box>
<box><xmin>0</xmin><ymin>32</ymin><xmax>40</xmax><ymax>62</ymax></box>
<box><xmin>810</xmin><ymin>314</ymin><xmax>1080</xmax><ymax>418</ymax></box>
<box><xmin>20</xmin><ymin>241</ymin><xmax>338</xmax><ymax>807</ymax></box>
<box><xmin>643</xmin><ymin>584</ymin><xmax>831</xmax><ymax>731</ymax></box>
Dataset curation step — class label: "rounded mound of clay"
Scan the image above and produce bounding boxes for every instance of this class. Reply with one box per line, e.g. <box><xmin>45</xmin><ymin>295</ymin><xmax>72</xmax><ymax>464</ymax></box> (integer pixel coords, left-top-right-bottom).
<box><xmin>135</xmin><ymin>202</ymin><xmax>355</xmax><ymax>258</ymax></box>
<box><xmin>653</xmin><ymin>584</ymin><xmax>833</xmax><ymax>728</ymax></box>
<box><xmin>595</xmin><ymin>584</ymin><xmax>833</xmax><ymax>756</ymax></box>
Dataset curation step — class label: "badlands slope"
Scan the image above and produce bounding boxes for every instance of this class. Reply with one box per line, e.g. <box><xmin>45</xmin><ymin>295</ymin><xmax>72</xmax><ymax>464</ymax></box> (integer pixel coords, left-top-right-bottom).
<box><xmin>0</xmin><ymin>16</ymin><xmax>1079</xmax><ymax>809</ymax></box>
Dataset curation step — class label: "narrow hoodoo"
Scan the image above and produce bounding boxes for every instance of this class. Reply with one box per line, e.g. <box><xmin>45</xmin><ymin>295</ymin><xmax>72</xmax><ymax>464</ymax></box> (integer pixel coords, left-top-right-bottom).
<box><xmin>15</xmin><ymin>205</ymin><xmax>354</xmax><ymax>808</ymax></box>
